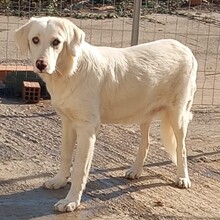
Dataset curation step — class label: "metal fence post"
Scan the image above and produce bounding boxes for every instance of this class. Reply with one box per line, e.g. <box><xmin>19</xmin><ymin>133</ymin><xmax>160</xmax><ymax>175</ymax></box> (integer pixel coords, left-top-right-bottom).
<box><xmin>131</xmin><ymin>0</ymin><xmax>142</xmax><ymax>46</ymax></box>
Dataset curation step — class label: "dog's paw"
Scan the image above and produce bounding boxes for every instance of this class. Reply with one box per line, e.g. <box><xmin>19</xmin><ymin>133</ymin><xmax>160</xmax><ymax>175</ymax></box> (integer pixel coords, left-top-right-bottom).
<box><xmin>176</xmin><ymin>177</ymin><xmax>191</xmax><ymax>188</ymax></box>
<box><xmin>43</xmin><ymin>175</ymin><xmax>68</xmax><ymax>189</ymax></box>
<box><xmin>54</xmin><ymin>199</ymin><xmax>79</xmax><ymax>212</ymax></box>
<box><xmin>125</xmin><ymin>167</ymin><xmax>142</xmax><ymax>180</ymax></box>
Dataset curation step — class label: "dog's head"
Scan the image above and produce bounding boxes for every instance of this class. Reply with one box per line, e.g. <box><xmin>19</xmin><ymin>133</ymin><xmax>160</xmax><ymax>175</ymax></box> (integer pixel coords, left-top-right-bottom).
<box><xmin>15</xmin><ymin>17</ymin><xmax>85</xmax><ymax>75</ymax></box>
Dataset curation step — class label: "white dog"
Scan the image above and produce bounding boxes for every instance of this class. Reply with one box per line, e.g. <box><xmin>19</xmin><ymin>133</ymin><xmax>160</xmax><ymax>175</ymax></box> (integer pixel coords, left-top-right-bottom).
<box><xmin>15</xmin><ymin>17</ymin><xmax>197</xmax><ymax>212</ymax></box>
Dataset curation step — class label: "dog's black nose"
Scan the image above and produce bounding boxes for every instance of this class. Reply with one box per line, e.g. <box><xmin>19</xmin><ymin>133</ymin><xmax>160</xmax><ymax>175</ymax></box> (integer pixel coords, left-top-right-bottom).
<box><xmin>36</xmin><ymin>59</ymin><xmax>47</xmax><ymax>72</ymax></box>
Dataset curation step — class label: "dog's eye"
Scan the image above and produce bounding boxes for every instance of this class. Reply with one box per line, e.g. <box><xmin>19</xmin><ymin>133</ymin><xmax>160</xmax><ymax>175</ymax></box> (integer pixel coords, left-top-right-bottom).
<box><xmin>32</xmin><ymin>37</ymin><xmax>39</xmax><ymax>44</ymax></box>
<box><xmin>52</xmin><ymin>39</ymin><xmax>60</xmax><ymax>47</ymax></box>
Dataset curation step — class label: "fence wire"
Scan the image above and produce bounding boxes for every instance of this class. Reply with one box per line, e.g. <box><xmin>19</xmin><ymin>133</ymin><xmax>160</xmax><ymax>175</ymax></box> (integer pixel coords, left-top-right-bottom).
<box><xmin>0</xmin><ymin>0</ymin><xmax>220</xmax><ymax>105</ymax></box>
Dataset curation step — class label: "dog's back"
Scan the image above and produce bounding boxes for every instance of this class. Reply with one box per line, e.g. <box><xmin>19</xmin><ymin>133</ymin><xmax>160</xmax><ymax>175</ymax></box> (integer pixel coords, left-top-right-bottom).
<box><xmin>97</xmin><ymin>39</ymin><xmax>197</xmax><ymax>125</ymax></box>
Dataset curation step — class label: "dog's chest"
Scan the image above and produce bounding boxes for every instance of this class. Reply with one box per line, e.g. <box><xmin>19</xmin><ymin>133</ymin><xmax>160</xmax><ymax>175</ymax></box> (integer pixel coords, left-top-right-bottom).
<box><xmin>52</xmin><ymin>100</ymin><xmax>81</xmax><ymax>122</ymax></box>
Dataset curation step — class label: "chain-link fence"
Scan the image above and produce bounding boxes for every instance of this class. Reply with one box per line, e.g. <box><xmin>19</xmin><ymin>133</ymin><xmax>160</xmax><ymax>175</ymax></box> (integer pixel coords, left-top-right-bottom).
<box><xmin>0</xmin><ymin>0</ymin><xmax>220</xmax><ymax>105</ymax></box>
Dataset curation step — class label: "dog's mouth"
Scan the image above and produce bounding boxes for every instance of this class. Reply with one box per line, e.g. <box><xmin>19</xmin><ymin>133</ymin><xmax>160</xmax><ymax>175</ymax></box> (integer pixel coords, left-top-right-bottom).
<box><xmin>38</xmin><ymin>70</ymin><xmax>54</xmax><ymax>75</ymax></box>
<box><xmin>34</xmin><ymin>68</ymin><xmax>48</xmax><ymax>74</ymax></box>
<box><xmin>37</xmin><ymin>70</ymin><xmax>47</xmax><ymax>74</ymax></box>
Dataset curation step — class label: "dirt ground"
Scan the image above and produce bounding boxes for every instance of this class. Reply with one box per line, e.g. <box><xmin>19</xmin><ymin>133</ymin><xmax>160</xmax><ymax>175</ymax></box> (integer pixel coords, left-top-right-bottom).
<box><xmin>0</xmin><ymin>13</ymin><xmax>220</xmax><ymax>220</ymax></box>
<box><xmin>0</xmin><ymin>100</ymin><xmax>220</xmax><ymax>220</ymax></box>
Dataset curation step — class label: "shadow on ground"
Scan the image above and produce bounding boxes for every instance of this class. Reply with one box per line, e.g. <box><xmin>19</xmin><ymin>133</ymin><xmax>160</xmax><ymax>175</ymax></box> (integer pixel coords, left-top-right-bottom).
<box><xmin>1</xmin><ymin>152</ymin><xmax>219</xmax><ymax>219</ymax></box>
<box><xmin>0</xmin><ymin>171</ymin><xmax>171</xmax><ymax>220</ymax></box>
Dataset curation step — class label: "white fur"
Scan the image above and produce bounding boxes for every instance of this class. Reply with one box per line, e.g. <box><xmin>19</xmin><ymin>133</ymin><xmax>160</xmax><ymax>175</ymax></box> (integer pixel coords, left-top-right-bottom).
<box><xmin>15</xmin><ymin>17</ymin><xmax>197</xmax><ymax>212</ymax></box>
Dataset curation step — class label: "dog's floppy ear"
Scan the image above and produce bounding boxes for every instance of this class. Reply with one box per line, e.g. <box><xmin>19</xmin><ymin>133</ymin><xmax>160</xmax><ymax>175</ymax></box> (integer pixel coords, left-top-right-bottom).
<box><xmin>66</xmin><ymin>20</ymin><xmax>85</xmax><ymax>57</ymax></box>
<box><xmin>15</xmin><ymin>20</ymin><xmax>32</xmax><ymax>55</ymax></box>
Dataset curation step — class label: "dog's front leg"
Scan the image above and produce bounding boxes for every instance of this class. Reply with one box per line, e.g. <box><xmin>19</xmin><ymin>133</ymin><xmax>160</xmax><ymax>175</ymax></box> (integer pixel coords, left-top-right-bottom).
<box><xmin>43</xmin><ymin>117</ymin><xmax>76</xmax><ymax>189</ymax></box>
<box><xmin>54</xmin><ymin>123</ymin><xmax>97</xmax><ymax>212</ymax></box>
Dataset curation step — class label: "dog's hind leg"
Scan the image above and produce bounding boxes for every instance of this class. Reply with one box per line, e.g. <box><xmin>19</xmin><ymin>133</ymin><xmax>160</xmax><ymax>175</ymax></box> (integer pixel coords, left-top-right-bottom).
<box><xmin>125</xmin><ymin>120</ymin><xmax>151</xmax><ymax>179</ymax></box>
<box><xmin>43</xmin><ymin>116</ymin><xmax>77</xmax><ymax>189</ymax></box>
<box><xmin>167</xmin><ymin>106</ymin><xmax>192</xmax><ymax>188</ymax></box>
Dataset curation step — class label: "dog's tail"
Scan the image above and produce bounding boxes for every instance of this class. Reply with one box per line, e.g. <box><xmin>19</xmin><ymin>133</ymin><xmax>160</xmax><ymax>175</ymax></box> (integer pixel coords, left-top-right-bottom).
<box><xmin>160</xmin><ymin>113</ymin><xmax>177</xmax><ymax>164</ymax></box>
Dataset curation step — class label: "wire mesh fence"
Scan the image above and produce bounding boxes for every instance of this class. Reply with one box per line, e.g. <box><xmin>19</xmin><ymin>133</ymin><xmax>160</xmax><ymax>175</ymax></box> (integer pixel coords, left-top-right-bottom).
<box><xmin>138</xmin><ymin>1</ymin><xmax>220</xmax><ymax>106</ymax></box>
<box><xmin>0</xmin><ymin>0</ymin><xmax>220</xmax><ymax>105</ymax></box>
